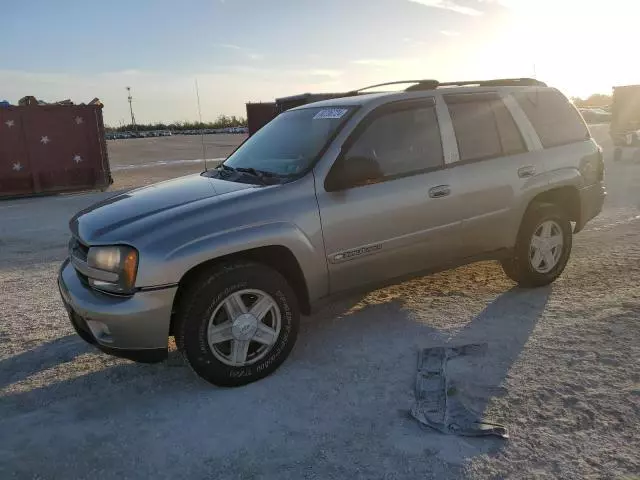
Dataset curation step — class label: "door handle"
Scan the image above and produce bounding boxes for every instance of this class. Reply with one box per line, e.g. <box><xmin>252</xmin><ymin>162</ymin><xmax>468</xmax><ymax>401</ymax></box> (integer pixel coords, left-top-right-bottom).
<box><xmin>518</xmin><ymin>165</ymin><xmax>536</xmax><ymax>178</ymax></box>
<box><xmin>428</xmin><ymin>185</ymin><xmax>451</xmax><ymax>198</ymax></box>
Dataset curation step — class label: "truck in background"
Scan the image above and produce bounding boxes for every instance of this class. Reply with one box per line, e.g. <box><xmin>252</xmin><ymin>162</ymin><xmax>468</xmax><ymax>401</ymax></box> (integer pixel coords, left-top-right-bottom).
<box><xmin>610</xmin><ymin>84</ymin><xmax>640</xmax><ymax>146</ymax></box>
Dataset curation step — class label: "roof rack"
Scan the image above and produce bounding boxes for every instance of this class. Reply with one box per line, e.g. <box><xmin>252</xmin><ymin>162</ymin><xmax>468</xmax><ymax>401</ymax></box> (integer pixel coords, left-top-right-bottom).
<box><xmin>437</xmin><ymin>78</ymin><xmax>547</xmax><ymax>88</ymax></box>
<box><xmin>348</xmin><ymin>79</ymin><xmax>439</xmax><ymax>95</ymax></box>
<box><xmin>351</xmin><ymin>77</ymin><xmax>546</xmax><ymax>94</ymax></box>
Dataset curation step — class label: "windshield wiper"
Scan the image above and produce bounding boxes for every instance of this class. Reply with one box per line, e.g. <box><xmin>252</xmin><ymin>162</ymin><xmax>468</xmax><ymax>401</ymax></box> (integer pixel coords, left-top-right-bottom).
<box><xmin>211</xmin><ymin>164</ymin><xmax>282</xmax><ymax>185</ymax></box>
<box><xmin>210</xmin><ymin>163</ymin><xmax>236</xmax><ymax>179</ymax></box>
<box><xmin>235</xmin><ymin>167</ymin><xmax>280</xmax><ymax>185</ymax></box>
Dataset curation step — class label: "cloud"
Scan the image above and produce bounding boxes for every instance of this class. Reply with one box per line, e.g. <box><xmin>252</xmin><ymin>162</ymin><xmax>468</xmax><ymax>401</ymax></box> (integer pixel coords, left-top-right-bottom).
<box><xmin>216</xmin><ymin>43</ymin><xmax>264</xmax><ymax>61</ymax></box>
<box><xmin>352</xmin><ymin>58</ymin><xmax>420</xmax><ymax>68</ymax></box>
<box><xmin>215</xmin><ymin>43</ymin><xmax>244</xmax><ymax>50</ymax></box>
<box><xmin>304</xmin><ymin>69</ymin><xmax>343</xmax><ymax>78</ymax></box>
<box><xmin>408</xmin><ymin>0</ymin><xmax>483</xmax><ymax>16</ymax></box>
<box><xmin>440</xmin><ymin>30</ymin><xmax>461</xmax><ymax>36</ymax></box>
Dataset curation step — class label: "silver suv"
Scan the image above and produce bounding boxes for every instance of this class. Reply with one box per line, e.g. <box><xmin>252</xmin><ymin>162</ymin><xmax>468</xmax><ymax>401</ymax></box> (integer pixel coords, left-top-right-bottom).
<box><xmin>58</xmin><ymin>78</ymin><xmax>605</xmax><ymax>386</ymax></box>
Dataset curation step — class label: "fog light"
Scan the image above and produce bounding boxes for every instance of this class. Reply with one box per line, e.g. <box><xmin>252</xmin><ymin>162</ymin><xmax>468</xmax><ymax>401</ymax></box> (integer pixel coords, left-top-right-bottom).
<box><xmin>87</xmin><ymin>320</ymin><xmax>113</xmax><ymax>343</ymax></box>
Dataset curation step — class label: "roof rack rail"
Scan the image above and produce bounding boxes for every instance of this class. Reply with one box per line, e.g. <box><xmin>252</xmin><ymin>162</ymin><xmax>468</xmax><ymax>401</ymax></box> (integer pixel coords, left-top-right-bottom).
<box><xmin>348</xmin><ymin>79</ymin><xmax>439</xmax><ymax>95</ymax></box>
<box><xmin>350</xmin><ymin>77</ymin><xmax>546</xmax><ymax>95</ymax></box>
<box><xmin>437</xmin><ymin>78</ymin><xmax>547</xmax><ymax>88</ymax></box>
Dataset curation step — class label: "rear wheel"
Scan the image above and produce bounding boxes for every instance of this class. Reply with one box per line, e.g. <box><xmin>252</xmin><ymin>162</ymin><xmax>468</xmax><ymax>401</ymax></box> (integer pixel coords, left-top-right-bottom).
<box><xmin>175</xmin><ymin>262</ymin><xmax>299</xmax><ymax>386</ymax></box>
<box><xmin>501</xmin><ymin>204</ymin><xmax>572</xmax><ymax>287</ymax></box>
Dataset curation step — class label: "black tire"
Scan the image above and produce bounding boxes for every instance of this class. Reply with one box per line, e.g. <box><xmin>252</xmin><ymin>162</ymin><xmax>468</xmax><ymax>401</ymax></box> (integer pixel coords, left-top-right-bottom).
<box><xmin>175</xmin><ymin>262</ymin><xmax>299</xmax><ymax>387</ymax></box>
<box><xmin>500</xmin><ymin>203</ymin><xmax>572</xmax><ymax>287</ymax></box>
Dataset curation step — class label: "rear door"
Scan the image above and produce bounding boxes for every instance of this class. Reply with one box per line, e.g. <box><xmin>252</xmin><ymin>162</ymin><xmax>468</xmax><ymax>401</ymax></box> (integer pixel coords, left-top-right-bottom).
<box><xmin>442</xmin><ymin>92</ymin><xmax>549</xmax><ymax>256</ymax></box>
<box><xmin>314</xmin><ymin>99</ymin><xmax>463</xmax><ymax>293</ymax></box>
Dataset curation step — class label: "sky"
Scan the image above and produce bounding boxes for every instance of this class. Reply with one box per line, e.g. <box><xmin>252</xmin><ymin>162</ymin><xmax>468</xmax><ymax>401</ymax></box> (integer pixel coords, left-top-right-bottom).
<box><xmin>1</xmin><ymin>0</ymin><xmax>637</xmax><ymax>125</ymax></box>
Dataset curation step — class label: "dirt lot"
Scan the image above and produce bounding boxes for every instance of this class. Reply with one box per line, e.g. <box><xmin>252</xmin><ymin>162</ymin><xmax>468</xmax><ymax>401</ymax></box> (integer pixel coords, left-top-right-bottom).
<box><xmin>1</xmin><ymin>126</ymin><xmax>639</xmax><ymax>479</ymax></box>
<box><xmin>108</xmin><ymin>134</ymin><xmax>245</xmax><ymax>189</ymax></box>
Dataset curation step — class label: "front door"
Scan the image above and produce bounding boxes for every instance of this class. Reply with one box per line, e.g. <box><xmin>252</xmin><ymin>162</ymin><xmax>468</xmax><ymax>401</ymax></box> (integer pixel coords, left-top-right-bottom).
<box><xmin>314</xmin><ymin>99</ymin><xmax>463</xmax><ymax>294</ymax></box>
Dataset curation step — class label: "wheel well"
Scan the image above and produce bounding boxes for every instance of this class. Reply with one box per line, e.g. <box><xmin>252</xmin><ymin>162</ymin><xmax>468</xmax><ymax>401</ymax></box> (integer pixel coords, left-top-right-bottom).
<box><xmin>528</xmin><ymin>186</ymin><xmax>580</xmax><ymax>222</ymax></box>
<box><xmin>169</xmin><ymin>246</ymin><xmax>311</xmax><ymax>335</ymax></box>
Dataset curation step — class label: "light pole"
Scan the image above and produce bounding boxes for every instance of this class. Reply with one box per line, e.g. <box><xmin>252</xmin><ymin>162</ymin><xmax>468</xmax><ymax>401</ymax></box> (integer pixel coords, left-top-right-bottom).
<box><xmin>126</xmin><ymin>86</ymin><xmax>137</xmax><ymax>129</ymax></box>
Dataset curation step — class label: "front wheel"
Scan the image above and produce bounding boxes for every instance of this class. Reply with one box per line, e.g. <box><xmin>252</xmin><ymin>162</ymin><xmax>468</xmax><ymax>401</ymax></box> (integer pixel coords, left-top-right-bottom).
<box><xmin>175</xmin><ymin>262</ymin><xmax>299</xmax><ymax>387</ymax></box>
<box><xmin>501</xmin><ymin>204</ymin><xmax>572</xmax><ymax>287</ymax></box>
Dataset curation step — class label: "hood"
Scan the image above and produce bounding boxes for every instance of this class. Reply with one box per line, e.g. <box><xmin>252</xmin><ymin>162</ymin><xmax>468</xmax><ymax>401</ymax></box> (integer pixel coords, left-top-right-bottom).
<box><xmin>70</xmin><ymin>174</ymin><xmax>255</xmax><ymax>243</ymax></box>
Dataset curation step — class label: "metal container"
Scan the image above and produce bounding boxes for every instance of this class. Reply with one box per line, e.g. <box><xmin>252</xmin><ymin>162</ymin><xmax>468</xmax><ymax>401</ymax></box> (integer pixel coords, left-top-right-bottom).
<box><xmin>245</xmin><ymin>102</ymin><xmax>277</xmax><ymax>136</ymax></box>
<box><xmin>0</xmin><ymin>104</ymin><xmax>112</xmax><ymax>198</ymax></box>
<box><xmin>275</xmin><ymin>93</ymin><xmax>350</xmax><ymax>113</ymax></box>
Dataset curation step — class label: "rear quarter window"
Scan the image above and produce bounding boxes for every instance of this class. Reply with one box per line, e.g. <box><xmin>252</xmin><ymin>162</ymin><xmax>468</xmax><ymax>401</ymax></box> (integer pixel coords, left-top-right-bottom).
<box><xmin>513</xmin><ymin>89</ymin><xmax>590</xmax><ymax>148</ymax></box>
<box><xmin>446</xmin><ymin>95</ymin><xmax>526</xmax><ymax>162</ymax></box>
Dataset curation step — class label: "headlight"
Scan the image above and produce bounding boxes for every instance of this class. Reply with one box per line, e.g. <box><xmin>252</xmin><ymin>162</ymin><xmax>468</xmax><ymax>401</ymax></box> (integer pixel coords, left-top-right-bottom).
<box><xmin>87</xmin><ymin>245</ymin><xmax>138</xmax><ymax>294</ymax></box>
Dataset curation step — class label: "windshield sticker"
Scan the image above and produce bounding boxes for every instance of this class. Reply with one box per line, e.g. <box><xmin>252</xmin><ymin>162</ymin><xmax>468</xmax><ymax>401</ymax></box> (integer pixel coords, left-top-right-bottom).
<box><xmin>313</xmin><ymin>108</ymin><xmax>349</xmax><ymax>120</ymax></box>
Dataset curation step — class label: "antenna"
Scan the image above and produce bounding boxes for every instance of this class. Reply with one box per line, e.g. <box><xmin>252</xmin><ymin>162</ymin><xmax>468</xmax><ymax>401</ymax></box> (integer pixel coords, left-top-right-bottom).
<box><xmin>195</xmin><ymin>79</ymin><xmax>207</xmax><ymax>171</ymax></box>
<box><xmin>126</xmin><ymin>86</ymin><xmax>136</xmax><ymax>130</ymax></box>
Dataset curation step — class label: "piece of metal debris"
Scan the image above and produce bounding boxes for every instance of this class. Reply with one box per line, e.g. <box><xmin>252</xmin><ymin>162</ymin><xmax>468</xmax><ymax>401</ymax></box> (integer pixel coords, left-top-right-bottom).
<box><xmin>410</xmin><ymin>343</ymin><xmax>509</xmax><ymax>439</ymax></box>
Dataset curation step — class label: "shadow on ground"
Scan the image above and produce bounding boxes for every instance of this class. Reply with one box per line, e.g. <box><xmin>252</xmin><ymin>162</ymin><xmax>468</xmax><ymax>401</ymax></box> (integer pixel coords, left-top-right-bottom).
<box><xmin>0</xmin><ymin>335</ymin><xmax>90</xmax><ymax>390</ymax></box>
<box><xmin>0</xmin><ymin>284</ymin><xmax>550</xmax><ymax>479</ymax></box>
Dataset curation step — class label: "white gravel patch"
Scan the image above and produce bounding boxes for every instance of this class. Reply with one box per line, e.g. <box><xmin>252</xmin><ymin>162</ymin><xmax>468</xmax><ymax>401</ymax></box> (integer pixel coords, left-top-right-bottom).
<box><xmin>1</xmin><ymin>129</ymin><xmax>639</xmax><ymax>479</ymax></box>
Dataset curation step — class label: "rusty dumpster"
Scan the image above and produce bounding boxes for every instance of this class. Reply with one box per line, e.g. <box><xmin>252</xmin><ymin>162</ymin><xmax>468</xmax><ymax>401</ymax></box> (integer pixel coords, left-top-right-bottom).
<box><xmin>0</xmin><ymin>104</ymin><xmax>112</xmax><ymax>198</ymax></box>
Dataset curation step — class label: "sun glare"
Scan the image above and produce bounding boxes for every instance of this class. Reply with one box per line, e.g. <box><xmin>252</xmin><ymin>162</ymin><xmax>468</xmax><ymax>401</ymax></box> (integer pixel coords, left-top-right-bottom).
<box><xmin>499</xmin><ymin>0</ymin><xmax>639</xmax><ymax>96</ymax></box>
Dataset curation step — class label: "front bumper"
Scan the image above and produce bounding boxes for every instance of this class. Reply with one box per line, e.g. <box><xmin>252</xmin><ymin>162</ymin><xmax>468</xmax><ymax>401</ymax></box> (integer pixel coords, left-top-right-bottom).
<box><xmin>575</xmin><ymin>181</ymin><xmax>606</xmax><ymax>233</ymax></box>
<box><xmin>58</xmin><ymin>258</ymin><xmax>178</xmax><ymax>363</ymax></box>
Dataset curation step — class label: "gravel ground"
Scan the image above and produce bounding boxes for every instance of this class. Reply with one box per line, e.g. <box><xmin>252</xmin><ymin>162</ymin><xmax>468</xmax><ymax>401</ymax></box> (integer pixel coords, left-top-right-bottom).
<box><xmin>0</xmin><ymin>126</ymin><xmax>638</xmax><ymax>479</ymax></box>
<box><xmin>108</xmin><ymin>134</ymin><xmax>243</xmax><ymax>189</ymax></box>
<box><xmin>107</xmin><ymin>133</ymin><xmax>245</xmax><ymax>168</ymax></box>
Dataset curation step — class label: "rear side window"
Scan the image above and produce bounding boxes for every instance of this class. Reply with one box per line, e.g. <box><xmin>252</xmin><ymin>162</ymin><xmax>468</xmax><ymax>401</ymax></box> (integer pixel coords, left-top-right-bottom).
<box><xmin>446</xmin><ymin>95</ymin><xmax>526</xmax><ymax>162</ymax></box>
<box><xmin>345</xmin><ymin>103</ymin><xmax>443</xmax><ymax>177</ymax></box>
<box><xmin>513</xmin><ymin>89</ymin><xmax>590</xmax><ymax>148</ymax></box>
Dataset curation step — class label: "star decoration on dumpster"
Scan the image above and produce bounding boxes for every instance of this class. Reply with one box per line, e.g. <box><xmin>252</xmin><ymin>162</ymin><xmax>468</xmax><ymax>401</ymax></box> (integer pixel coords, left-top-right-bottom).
<box><xmin>73</xmin><ymin>154</ymin><xmax>83</xmax><ymax>164</ymax></box>
<box><xmin>5</xmin><ymin>119</ymin><xmax>15</xmax><ymax>128</ymax></box>
<box><xmin>75</xmin><ymin>116</ymin><xmax>84</xmax><ymax>125</ymax></box>
<box><xmin>12</xmin><ymin>162</ymin><xmax>23</xmax><ymax>172</ymax></box>
<box><xmin>40</xmin><ymin>136</ymin><xmax>50</xmax><ymax>144</ymax></box>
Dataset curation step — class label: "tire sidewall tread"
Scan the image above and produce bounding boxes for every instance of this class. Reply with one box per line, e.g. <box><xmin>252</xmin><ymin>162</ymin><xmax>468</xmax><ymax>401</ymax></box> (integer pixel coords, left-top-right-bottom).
<box><xmin>175</xmin><ymin>262</ymin><xmax>299</xmax><ymax>387</ymax></box>
<box><xmin>502</xmin><ymin>203</ymin><xmax>573</xmax><ymax>287</ymax></box>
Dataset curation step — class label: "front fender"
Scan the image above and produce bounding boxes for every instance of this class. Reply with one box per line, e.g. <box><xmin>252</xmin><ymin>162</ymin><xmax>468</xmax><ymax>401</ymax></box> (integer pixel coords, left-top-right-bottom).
<box><xmin>137</xmin><ymin>222</ymin><xmax>328</xmax><ymax>302</ymax></box>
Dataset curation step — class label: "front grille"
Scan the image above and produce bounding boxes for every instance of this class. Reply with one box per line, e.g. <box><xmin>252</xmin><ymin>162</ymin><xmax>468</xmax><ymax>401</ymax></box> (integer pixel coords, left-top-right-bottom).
<box><xmin>69</xmin><ymin>236</ymin><xmax>90</xmax><ymax>284</ymax></box>
<box><xmin>69</xmin><ymin>236</ymin><xmax>89</xmax><ymax>262</ymax></box>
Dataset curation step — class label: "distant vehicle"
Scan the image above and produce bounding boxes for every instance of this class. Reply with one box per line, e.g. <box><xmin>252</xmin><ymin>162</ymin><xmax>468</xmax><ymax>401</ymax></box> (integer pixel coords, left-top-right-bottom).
<box><xmin>610</xmin><ymin>85</ymin><xmax>640</xmax><ymax>146</ymax></box>
<box><xmin>59</xmin><ymin>77</ymin><xmax>605</xmax><ymax>387</ymax></box>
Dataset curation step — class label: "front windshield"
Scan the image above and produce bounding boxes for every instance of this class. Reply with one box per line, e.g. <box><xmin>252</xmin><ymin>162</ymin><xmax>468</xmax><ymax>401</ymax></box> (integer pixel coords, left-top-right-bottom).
<box><xmin>223</xmin><ymin>106</ymin><xmax>354</xmax><ymax>176</ymax></box>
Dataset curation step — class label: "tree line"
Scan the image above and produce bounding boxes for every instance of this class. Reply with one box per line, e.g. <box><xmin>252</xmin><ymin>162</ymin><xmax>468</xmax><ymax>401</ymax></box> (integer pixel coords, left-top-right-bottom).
<box><xmin>571</xmin><ymin>94</ymin><xmax>612</xmax><ymax>108</ymax></box>
<box><xmin>106</xmin><ymin>114</ymin><xmax>247</xmax><ymax>132</ymax></box>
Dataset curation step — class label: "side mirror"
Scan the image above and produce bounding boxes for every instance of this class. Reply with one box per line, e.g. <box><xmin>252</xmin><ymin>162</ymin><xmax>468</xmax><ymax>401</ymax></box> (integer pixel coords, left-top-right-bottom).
<box><xmin>325</xmin><ymin>155</ymin><xmax>383</xmax><ymax>192</ymax></box>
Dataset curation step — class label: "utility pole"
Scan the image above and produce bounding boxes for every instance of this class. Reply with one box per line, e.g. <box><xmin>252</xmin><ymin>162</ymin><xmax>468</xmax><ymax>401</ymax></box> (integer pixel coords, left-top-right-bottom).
<box><xmin>126</xmin><ymin>86</ymin><xmax>137</xmax><ymax>129</ymax></box>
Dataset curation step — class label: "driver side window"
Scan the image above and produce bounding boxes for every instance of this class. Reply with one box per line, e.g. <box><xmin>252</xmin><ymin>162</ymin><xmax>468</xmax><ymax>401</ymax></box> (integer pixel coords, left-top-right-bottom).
<box><xmin>345</xmin><ymin>103</ymin><xmax>444</xmax><ymax>178</ymax></box>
